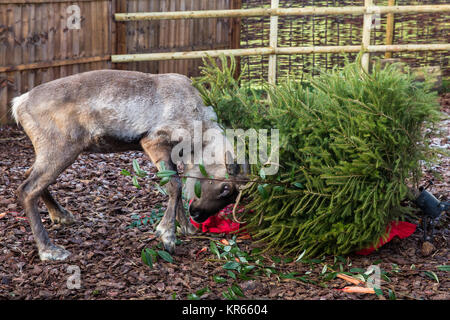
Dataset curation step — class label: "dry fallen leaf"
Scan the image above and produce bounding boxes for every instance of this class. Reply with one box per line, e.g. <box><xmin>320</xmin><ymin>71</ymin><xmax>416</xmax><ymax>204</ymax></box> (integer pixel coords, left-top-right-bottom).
<box><xmin>421</xmin><ymin>241</ymin><xmax>435</xmax><ymax>257</ymax></box>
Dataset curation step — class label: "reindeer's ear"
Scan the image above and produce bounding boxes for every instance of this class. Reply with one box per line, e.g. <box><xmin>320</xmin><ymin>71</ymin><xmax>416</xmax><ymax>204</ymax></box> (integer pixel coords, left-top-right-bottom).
<box><xmin>226</xmin><ymin>163</ymin><xmax>240</xmax><ymax>176</ymax></box>
<box><xmin>240</xmin><ymin>159</ymin><xmax>250</xmax><ymax>175</ymax></box>
<box><xmin>225</xmin><ymin>150</ymin><xmax>240</xmax><ymax>176</ymax></box>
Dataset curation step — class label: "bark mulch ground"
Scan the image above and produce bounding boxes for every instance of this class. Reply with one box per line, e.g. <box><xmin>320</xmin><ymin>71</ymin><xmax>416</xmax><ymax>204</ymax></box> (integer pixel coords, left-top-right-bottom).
<box><xmin>0</xmin><ymin>94</ymin><xmax>448</xmax><ymax>300</ymax></box>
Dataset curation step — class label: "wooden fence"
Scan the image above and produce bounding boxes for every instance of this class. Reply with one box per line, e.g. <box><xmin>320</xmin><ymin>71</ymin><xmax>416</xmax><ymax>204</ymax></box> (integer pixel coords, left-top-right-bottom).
<box><xmin>1</xmin><ymin>0</ymin><xmax>449</xmax><ymax>124</ymax></box>
<box><xmin>239</xmin><ymin>0</ymin><xmax>450</xmax><ymax>83</ymax></box>
<box><xmin>0</xmin><ymin>0</ymin><xmax>234</xmax><ymax>124</ymax></box>
<box><xmin>112</xmin><ymin>0</ymin><xmax>450</xmax><ymax>85</ymax></box>
<box><xmin>0</xmin><ymin>0</ymin><xmax>113</xmax><ymax>124</ymax></box>
<box><xmin>116</xmin><ymin>0</ymin><xmax>234</xmax><ymax>75</ymax></box>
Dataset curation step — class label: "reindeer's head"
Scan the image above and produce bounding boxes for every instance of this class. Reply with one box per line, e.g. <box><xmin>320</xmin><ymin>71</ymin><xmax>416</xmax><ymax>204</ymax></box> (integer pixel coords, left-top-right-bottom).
<box><xmin>184</xmin><ymin>151</ymin><xmax>248</xmax><ymax>223</ymax></box>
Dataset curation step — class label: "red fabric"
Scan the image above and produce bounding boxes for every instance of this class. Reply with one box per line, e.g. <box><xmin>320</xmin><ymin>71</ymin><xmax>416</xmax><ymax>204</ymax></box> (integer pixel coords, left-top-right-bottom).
<box><xmin>355</xmin><ymin>221</ymin><xmax>417</xmax><ymax>255</ymax></box>
<box><xmin>188</xmin><ymin>200</ymin><xmax>416</xmax><ymax>253</ymax></box>
<box><xmin>189</xmin><ymin>200</ymin><xmax>247</xmax><ymax>235</ymax></box>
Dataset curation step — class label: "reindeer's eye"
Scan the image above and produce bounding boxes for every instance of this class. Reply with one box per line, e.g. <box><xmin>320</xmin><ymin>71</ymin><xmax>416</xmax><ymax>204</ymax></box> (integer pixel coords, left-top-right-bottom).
<box><xmin>218</xmin><ymin>183</ymin><xmax>232</xmax><ymax>199</ymax></box>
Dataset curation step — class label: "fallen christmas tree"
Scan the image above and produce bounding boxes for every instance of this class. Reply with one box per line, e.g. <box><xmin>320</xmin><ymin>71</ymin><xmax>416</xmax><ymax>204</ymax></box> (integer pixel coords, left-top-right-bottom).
<box><xmin>193</xmin><ymin>56</ymin><xmax>443</xmax><ymax>258</ymax></box>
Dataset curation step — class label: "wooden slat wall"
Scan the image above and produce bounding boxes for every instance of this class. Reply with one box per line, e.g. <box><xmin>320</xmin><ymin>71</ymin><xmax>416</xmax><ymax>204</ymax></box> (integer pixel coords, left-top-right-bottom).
<box><xmin>0</xmin><ymin>0</ymin><xmax>234</xmax><ymax>125</ymax></box>
<box><xmin>122</xmin><ymin>0</ymin><xmax>232</xmax><ymax>76</ymax></box>
<box><xmin>0</xmin><ymin>0</ymin><xmax>113</xmax><ymax>124</ymax></box>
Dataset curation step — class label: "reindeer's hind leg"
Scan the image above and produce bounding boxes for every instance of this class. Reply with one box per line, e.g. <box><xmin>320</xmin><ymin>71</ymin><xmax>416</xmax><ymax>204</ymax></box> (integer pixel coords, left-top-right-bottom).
<box><xmin>18</xmin><ymin>149</ymin><xmax>80</xmax><ymax>261</ymax></box>
<box><xmin>23</xmin><ymin>168</ymin><xmax>76</xmax><ymax>225</ymax></box>
<box><xmin>41</xmin><ymin>190</ymin><xmax>76</xmax><ymax>225</ymax></box>
<box><xmin>141</xmin><ymin>136</ymin><xmax>180</xmax><ymax>253</ymax></box>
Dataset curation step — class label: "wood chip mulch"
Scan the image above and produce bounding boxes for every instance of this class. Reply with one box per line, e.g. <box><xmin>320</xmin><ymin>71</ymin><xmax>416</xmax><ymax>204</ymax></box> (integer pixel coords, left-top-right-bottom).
<box><xmin>0</xmin><ymin>94</ymin><xmax>448</xmax><ymax>300</ymax></box>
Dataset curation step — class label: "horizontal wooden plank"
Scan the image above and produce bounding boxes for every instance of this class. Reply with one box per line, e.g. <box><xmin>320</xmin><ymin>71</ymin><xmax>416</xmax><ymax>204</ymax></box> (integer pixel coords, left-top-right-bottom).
<box><xmin>112</xmin><ymin>48</ymin><xmax>275</xmax><ymax>62</ymax></box>
<box><xmin>0</xmin><ymin>55</ymin><xmax>111</xmax><ymax>72</ymax></box>
<box><xmin>0</xmin><ymin>0</ymin><xmax>109</xmax><ymax>4</ymax></box>
<box><xmin>367</xmin><ymin>44</ymin><xmax>450</xmax><ymax>53</ymax></box>
<box><xmin>115</xmin><ymin>7</ymin><xmax>362</xmax><ymax>21</ymax></box>
<box><xmin>112</xmin><ymin>44</ymin><xmax>450</xmax><ymax>62</ymax></box>
<box><xmin>115</xmin><ymin>5</ymin><xmax>450</xmax><ymax>21</ymax></box>
<box><xmin>138</xmin><ymin>43</ymin><xmax>231</xmax><ymax>54</ymax></box>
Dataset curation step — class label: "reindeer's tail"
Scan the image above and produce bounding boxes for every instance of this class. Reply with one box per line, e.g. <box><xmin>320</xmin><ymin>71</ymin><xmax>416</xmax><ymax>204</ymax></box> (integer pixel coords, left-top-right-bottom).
<box><xmin>11</xmin><ymin>92</ymin><xmax>30</xmax><ymax>125</ymax></box>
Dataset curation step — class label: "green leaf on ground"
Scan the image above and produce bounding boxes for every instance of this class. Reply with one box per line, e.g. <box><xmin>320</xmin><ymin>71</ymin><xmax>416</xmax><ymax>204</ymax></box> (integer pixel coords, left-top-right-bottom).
<box><xmin>157</xmin><ymin>250</ymin><xmax>174</xmax><ymax>263</ymax></box>
<box><xmin>424</xmin><ymin>271</ymin><xmax>439</xmax><ymax>283</ymax></box>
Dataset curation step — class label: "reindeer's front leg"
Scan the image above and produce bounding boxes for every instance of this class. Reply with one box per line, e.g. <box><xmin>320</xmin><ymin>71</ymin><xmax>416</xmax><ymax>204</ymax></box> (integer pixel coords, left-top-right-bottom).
<box><xmin>141</xmin><ymin>136</ymin><xmax>180</xmax><ymax>253</ymax></box>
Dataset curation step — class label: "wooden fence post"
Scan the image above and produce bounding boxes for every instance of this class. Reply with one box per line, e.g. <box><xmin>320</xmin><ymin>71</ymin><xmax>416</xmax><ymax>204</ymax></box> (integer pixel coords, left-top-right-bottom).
<box><xmin>361</xmin><ymin>0</ymin><xmax>373</xmax><ymax>72</ymax></box>
<box><xmin>268</xmin><ymin>0</ymin><xmax>279</xmax><ymax>85</ymax></box>
<box><xmin>230</xmin><ymin>0</ymin><xmax>242</xmax><ymax>80</ymax></box>
<box><xmin>115</xmin><ymin>0</ymin><xmax>127</xmax><ymax>70</ymax></box>
<box><xmin>385</xmin><ymin>0</ymin><xmax>395</xmax><ymax>58</ymax></box>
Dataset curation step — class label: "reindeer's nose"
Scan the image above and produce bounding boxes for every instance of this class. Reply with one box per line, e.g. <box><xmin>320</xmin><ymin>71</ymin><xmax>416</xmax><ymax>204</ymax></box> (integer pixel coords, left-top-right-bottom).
<box><xmin>188</xmin><ymin>200</ymin><xmax>202</xmax><ymax>223</ymax></box>
<box><xmin>189</xmin><ymin>207</ymin><xmax>207</xmax><ymax>223</ymax></box>
<box><xmin>190</xmin><ymin>211</ymin><xmax>200</xmax><ymax>222</ymax></box>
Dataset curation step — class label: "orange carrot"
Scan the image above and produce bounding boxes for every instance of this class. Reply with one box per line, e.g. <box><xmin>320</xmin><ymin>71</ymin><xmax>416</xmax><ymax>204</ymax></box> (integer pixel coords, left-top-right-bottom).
<box><xmin>220</xmin><ymin>239</ymin><xmax>230</xmax><ymax>246</ymax></box>
<box><xmin>0</xmin><ymin>212</ymin><xmax>7</xmax><ymax>219</ymax></box>
<box><xmin>337</xmin><ymin>273</ymin><xmax>364</xmax><ymax>286</ymax></box>
<box><xmin>340</xmin><ymin>286</ymin><xmax>375</xmax><ymax>294</ymax></box>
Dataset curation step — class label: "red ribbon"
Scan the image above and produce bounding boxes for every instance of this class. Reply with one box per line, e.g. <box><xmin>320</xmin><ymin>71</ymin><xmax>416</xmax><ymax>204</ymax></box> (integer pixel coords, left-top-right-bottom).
<box><xmin>187</xmin><ymin>200</ymin><xmax>416</xmax><ymax>254</ymax></box>
<box><xmin>355</xmin><ymin>221</ymin><xmax>417</xmax><ymax>255</ymax></box>
<box><xmin>189</xmin><ymin>200</ymin><xmax>247</xmax><ymax>235</ymax></box>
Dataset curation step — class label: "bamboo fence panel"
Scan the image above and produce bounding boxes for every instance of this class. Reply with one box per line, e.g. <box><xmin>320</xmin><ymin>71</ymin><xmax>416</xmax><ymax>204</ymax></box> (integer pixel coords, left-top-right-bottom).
<box><xmin>113</xmin><ymin>1</ymin><xmax>448</xmax><ymax>84</ymax></box>
<box><xmin>240</xmin><ymin>0</ymin><xmax>449</xmax><ymax>84</ymax></box>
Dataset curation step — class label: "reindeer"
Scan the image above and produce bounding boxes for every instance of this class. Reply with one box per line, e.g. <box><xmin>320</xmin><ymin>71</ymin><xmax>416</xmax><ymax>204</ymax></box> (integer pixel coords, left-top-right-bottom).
<box><xmin>12</xmin><ymin>70</ymin><xmax>246</xmax><ymax>261</ymax></box>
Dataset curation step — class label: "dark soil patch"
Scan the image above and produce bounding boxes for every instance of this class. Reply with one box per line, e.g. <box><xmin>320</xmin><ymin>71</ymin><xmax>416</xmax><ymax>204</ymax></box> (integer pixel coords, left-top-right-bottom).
<box><xmin>0</xmin><ymin>95</ymin><xmax>448</xmax><ymax>300</ymax></box>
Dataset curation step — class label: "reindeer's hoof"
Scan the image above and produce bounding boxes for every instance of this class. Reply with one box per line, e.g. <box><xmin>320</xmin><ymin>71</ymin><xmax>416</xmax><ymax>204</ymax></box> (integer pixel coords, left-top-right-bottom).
<box><xmin>155</xmin><ymin>225</ymin><xmax>176</xmax><ymax>254</ymax></box>
<box><xmin>39</xmin><ymin>244</ymin><xmax>71</xmax><ymax>261</ymax></box>
<box><xmin>50</xmin><ymin>210</ymin><xmax>76</xmax><ymax>226</ymax></box>
<box><xmin>180</xmin><ymin>223</ymin><xmax>198</xmax><ymax>236</ymax></box>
